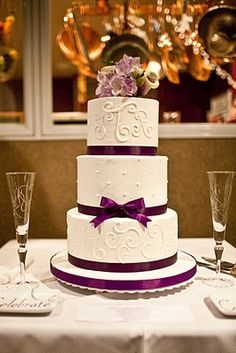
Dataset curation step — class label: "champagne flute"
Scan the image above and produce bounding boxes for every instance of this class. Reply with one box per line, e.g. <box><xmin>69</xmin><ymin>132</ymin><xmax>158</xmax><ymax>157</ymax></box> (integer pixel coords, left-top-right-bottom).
<box><xmin>203</xmin><ymin>171</ymin><xmax>234</xmax><ymax>287</ymax></box>
<box><xmin>6</xmin><ymin>172</ymin><xmax>35</xmax><ymax>285</ymax></box>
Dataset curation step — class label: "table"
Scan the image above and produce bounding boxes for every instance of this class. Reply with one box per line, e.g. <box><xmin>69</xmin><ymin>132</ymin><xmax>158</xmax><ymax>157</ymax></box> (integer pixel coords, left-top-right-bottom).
<box><xmin>0</xmin><ymin>238</ymin><xmax>236</xmax><ymax>353</ymax></box>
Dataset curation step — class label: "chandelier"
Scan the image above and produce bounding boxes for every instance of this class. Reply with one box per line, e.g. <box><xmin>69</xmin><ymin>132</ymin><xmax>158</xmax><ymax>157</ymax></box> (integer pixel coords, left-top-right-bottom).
<box><xmin>57</xmin><ymin>0</ymin><xmax>236</xmax><ymax>105</ymax></box>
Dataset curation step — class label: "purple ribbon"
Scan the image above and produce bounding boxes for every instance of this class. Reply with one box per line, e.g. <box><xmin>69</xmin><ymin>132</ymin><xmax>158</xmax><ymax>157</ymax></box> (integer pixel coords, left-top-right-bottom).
<box><xmin>87</xmin><ymin>146</ymin><xmax>157</xmax><ymax>156</ymax></box>
<box><xmin>68</xmin><ymin>252</ymin><xmax>178</xmax><ymax>272</ymax></box>
<box><xmin>78</xmin><ymin>199</ymin><xmax>167</xmax><ymax>228</ymax></box>
<box><xmin>51</xmin><ymin>264</ymin><xmax>196</xmax><ymax>291</ymax></box>
<box><xmin>91</xmin><ymin>197</ymin><xmax>150</xmax><ymax>228</ymax></box>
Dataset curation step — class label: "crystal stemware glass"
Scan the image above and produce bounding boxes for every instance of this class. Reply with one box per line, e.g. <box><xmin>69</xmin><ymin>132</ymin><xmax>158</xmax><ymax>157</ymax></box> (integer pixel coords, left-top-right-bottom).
<box><xmin>203</xmin><ymin>171</ymin><xmax>234</xmax><ymax>287</ymax></box>
<box><xmin>6</xmin><ymin>172</ymin><xmax>35</xmax><ymax>285</ymax></box>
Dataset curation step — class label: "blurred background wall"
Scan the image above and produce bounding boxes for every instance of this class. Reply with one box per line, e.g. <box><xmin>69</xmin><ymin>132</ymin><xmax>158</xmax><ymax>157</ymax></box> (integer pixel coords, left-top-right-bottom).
<box><xmin>0</xmin><ymin>138</ymin><xmax>235</xmax><ymax>248</ymax></box>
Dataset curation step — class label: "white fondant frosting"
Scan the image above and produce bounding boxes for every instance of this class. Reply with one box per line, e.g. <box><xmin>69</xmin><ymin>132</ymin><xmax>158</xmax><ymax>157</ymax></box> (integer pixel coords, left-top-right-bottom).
<box><xmin>77</xmin><ymin>155</ymin><xmax>168</xmax><ymax>207</ymax></box>
<box><xmin>66</xmin><ymin>96</ymin><xmax>179</xmax><ymax>273</ymax></box>
<box><xmin>67</xmin><ymin>208</ymin><xmax>178</xmax><ymax>264</ymax></box>
<box><xmin>87</xmin><ymin>97</ymin><xmax>159</xmax><ymax>147</ymax></box>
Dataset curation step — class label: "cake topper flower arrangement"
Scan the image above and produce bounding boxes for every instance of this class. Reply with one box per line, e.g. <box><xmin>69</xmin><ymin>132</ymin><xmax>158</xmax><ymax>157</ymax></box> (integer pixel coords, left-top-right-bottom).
<box><xmin>95</xmin><ymin>54</ymin><xmax>159</xmax><ymax>97</ymax></box>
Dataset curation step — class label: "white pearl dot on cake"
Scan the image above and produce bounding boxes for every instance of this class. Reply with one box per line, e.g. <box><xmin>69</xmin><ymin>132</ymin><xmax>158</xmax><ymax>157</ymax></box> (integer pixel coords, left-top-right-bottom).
<box><xmin>136</xmin><ymin>182</ymin><xmax>140</xmax><ymax>187</ymax></box>
<box><xmin>122</xmin><ymin>171</ymin><xmax>127</xmax><ymax>176</ymax></box>
<box><xmin>107</xmin><ymin>181</ymin><xmax>111</xmax><ymax>185</ymax></box>
<box><xmin>123</xmin><ymin>193</ymin><xmax>127</xmax><ymax>198</ymax></box>
<box><xmin>95</xmin><ymin>170</ymin><xmax>99</xmax><ymax>174</ymax></box>
<box><xmin>96</xmin><ymin>194</ymin><xmax>100</xmax><ymax>198</ymax></box>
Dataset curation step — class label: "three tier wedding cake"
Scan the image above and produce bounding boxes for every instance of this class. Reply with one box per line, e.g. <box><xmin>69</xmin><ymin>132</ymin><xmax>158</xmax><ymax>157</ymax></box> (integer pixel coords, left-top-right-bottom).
<box><xmin>67</xmin><ymin>55</ymin><xmax>178</xmax><ymax>272</ymax></box>
<box><xmin>50</xmin><ymin>55</ymin><xmax>196</xmax><ymax>292</ymax></box>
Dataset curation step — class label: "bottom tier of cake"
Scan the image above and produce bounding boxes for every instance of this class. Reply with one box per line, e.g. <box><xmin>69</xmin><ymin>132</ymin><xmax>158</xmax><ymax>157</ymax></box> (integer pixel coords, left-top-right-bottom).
<box><xmin>67</xmin><ymin>208</ymin><xmax>178</xmax><ymax>272</ymax></box>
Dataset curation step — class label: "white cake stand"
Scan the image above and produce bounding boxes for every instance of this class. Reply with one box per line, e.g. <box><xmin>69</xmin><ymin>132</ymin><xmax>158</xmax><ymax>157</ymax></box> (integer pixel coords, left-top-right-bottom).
<box><xmin>50</xmin><ymin>250</ymin><xmax>197</xmax><ymax>293</ymax></box>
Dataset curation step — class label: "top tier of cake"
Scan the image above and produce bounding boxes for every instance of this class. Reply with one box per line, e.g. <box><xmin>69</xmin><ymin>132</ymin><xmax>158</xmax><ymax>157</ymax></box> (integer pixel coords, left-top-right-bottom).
<box><xmin>87</xmin><ymin>97</ymin><xmax>159</xmax><ymax>149</ymax></box>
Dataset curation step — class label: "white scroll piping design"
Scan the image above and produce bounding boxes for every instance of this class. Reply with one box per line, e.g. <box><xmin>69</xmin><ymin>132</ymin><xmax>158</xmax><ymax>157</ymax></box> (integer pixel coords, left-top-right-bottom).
<box><xmin>94</xmin><ymin>101</ymin><xmax>154</xmax><ymax>142</ymax></box>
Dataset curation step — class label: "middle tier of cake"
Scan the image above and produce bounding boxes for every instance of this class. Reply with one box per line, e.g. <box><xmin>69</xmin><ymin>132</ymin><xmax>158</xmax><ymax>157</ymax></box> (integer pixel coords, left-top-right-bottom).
<box><xmin>77</xmin><ymin>155</ymin><xmax>168</xmax><ymax>207</ymax></box>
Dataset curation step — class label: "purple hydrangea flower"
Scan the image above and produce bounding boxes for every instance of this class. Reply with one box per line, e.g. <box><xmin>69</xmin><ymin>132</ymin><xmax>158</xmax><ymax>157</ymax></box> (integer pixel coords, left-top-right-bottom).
<box><xmin>110</xmin><ymin>75</ymin><xmax>123</xmax><ymax>96</ymax></box>
<box><xmin>120</xmin><ymin>76</ymin><xmax>138</xmax><ymax>96</ymax></box>
<box><xmin>95</xmin><ymin>55</ymin><xmax>159</xmax><ymax>97</ymax></box>
<box><xmin>115</xmin><ymin>54</ymin><xmax>141</xmax><ymax>76</ymax></box>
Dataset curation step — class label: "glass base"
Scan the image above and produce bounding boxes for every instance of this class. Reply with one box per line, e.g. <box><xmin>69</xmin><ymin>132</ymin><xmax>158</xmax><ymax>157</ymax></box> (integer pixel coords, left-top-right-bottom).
<box><xmin>202</xmin><ymin>276</ymin><xmax>234</xmax><ymax>288</ymax></box>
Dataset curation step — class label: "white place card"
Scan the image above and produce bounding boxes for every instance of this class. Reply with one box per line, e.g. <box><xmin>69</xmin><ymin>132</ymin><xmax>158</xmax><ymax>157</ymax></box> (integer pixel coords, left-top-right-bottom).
<box><xmin>210</xmin><ymin>294</ymin><xmax>236</xmax><ymax>317</ymax></box>
<box><xmin>0</xmin><ymin>284</ymin><xmax>59</xmax><ymax>314</ymax></box>
<box><xmin>0</xmin><ymin>296</ymin><xmax>56</xmax><ymax>314</ymax></box>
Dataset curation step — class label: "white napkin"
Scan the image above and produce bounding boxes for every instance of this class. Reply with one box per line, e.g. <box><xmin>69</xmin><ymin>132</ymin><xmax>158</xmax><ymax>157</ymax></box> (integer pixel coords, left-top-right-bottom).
<box><xmin>0</xmin><ymin>256</ymin><xmax>35</xmax><ymax>285</ymax></box>
<box><xmin>0</xmin><ymin>264</ymin><xmax>61</xmax><ymax>295</ymax></box>
<box><xmin>0</xmin><ymin>265</ymin><xmax>13</xmax><ymax>285</ymax></box>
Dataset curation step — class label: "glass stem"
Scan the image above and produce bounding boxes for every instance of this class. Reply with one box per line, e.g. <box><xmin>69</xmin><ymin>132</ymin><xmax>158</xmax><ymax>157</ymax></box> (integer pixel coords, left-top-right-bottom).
<box><xmin>214</xmin><ymin>245</ymin><xmax>223</xmax><ymax>278</ymax></box>
<box><xmin>17</xmin><ymin>245</ymin><xmax>27</xmax><ymax>284</ymax></box>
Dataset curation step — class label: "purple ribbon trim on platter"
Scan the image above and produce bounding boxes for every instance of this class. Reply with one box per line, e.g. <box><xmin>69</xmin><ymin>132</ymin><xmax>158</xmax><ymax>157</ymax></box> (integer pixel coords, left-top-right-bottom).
<box><xmin>68</xmin><ymin>252</ymin><xmax>178</xmax><ymax>273</ymax></box>
<box><xmin>78</xmin><ymin>198</ymin><xmax>167</xmax><ymax>228</ymax></box>
<box><xmin>87</xmin><ymin>146</ymin><xmax>157</xmax><ymax>156</ymax></box>
<box><xmin>50</xmin><ymin>256</ymin><xmax>197</xmax><ymax>291</ymax></box>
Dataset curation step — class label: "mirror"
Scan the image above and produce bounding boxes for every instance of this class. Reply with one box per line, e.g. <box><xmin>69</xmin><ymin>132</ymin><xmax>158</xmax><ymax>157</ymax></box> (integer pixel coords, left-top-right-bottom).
<box><xmin>51</xmin><ymin>0</ymin><xmax>236</xmax><ymax>126</ymax></box>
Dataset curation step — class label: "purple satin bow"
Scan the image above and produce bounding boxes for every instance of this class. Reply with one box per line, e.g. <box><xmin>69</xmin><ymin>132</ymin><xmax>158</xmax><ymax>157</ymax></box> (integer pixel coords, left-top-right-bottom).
<box><xmin>90</xmin><ymin>196</ymin><xmax>151</xmax><ymax>228</ymax></box>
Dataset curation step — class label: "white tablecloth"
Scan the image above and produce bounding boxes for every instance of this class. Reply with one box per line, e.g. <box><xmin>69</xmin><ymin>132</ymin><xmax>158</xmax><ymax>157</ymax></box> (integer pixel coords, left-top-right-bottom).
<box><xmin>0</xmin><ymin>238</ymin><xmax>236</xmax><ymax>353</ymax></box>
